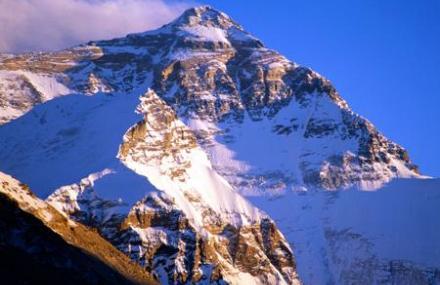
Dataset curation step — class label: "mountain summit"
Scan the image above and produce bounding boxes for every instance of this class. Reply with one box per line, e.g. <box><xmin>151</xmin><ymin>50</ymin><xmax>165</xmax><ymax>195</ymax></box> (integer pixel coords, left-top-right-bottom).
<box><xmin>0</xmin><ymin>5</ymin><xmax>436</xmax><ymax>285</ymax></box>
<box><xmin>166</xmin><ymin>5</ymin><xmax>240</xmax><ymax>29</ymax></box>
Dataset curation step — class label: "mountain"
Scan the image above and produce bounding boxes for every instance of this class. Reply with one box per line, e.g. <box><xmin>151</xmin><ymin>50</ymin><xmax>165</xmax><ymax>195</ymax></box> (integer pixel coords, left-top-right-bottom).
<box><xmin>0</xmin><ymin>5</ymin><xmax>437</xmax><ymax>285</ymax></box>
<box><xmin>0</xmin><ymin>171</ymin><xmax>156</xmax><ymax>285</ymax></box>
<box><xmin>0</xmin><ymin>6</ymin><xmax>420</xmax><ymax>192</ymax></box>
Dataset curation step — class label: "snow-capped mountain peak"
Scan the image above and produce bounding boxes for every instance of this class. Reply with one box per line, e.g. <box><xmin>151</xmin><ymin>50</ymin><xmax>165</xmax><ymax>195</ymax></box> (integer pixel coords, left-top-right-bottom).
<box><xmin>169</xmin><ymin>5</ymin><xmax>239</xmax><ymax>30</ymax></box>
<box><xmin>0</xmin><ymin>5</ymin><xmax>435</xmax><ymax>285</ymax></box>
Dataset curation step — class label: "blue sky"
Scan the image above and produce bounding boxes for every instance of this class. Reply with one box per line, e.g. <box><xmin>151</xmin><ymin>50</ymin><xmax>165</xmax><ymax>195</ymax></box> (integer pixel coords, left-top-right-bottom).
<box><xmin>199</xmin><ymin>0</ymin><xmax>440</xmax><ymax>177</ymax></box>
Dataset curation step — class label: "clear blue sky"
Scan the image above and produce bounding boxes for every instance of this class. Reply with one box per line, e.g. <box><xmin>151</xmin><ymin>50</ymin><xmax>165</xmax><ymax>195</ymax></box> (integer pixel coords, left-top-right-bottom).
<box><xmin>199</xmin><ymin>0</ymin><xmax>440</xmax><ymax>177</ymax></box>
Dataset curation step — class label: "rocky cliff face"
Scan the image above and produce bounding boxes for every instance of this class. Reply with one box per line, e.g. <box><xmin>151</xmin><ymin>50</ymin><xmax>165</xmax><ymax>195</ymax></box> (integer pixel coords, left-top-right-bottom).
<box><xmin>0</xmin><ymin>5</ymin><xmax>433</xmax><ymax>285</ymax></box>
<box><xmin>47</xmin><ymin>174</ymin><xmax>299</xmax><ymax>284</ymax></box>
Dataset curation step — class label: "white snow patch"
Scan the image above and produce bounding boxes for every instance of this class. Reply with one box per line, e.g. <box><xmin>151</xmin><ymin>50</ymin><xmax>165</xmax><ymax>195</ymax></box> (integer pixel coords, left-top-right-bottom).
<box><xmin>14</xmin><ymin>71</ymin><xmax>72</xmax><ymax>101</ymax></box>
<box><xmin>179</xmin><ymin>25</ymin><xmax>230</xmax><ymax>45</ymax></box>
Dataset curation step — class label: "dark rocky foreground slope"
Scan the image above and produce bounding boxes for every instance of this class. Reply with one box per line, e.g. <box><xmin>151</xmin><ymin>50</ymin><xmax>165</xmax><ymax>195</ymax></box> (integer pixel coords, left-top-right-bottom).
<box><xmin>0</xmin><ymin>172</ymin><xmax>157</xmax><ymax>285</ymax></box>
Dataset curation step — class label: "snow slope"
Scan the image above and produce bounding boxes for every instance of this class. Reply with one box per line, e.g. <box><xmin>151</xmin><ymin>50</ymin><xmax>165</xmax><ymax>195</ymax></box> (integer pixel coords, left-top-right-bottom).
<box><xmin>0</xmin><ymin>91</ymin><xmax>141</xmax><ymax>197</ymax></box>
<box><xmin>250</xmin><ymin>178</ymin><xmax>440</xmax><ymax>284</ymax></box>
